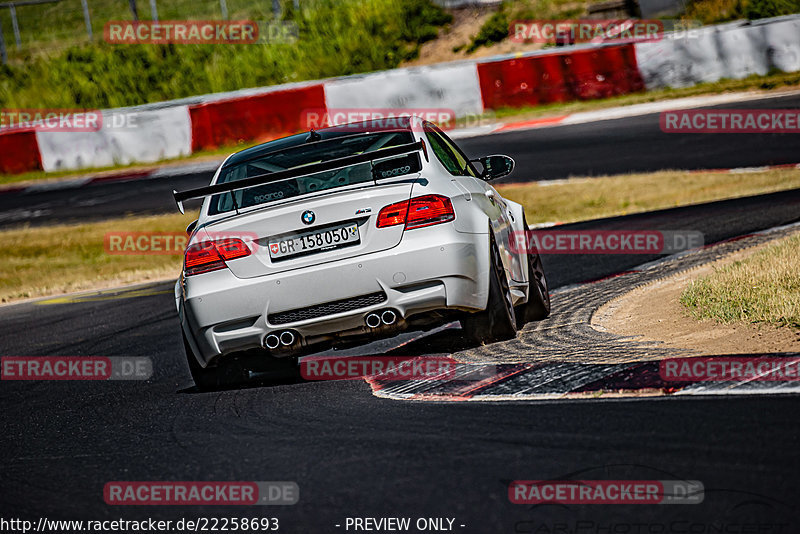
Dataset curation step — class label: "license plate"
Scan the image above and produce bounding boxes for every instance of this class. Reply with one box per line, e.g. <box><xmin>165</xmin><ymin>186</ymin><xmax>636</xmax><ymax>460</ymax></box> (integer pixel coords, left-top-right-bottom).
<box><xmin>268</xmin><ymin>223</ymin><xmax>360</xmax><ymax>260</ymax></box>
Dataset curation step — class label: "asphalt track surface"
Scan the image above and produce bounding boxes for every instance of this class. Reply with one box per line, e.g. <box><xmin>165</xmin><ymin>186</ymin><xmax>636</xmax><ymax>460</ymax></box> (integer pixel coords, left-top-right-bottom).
<box><xmin>2</xmin><ymin>99</ymin><xmax>800</xmax><ymax>531</ymax></box>
<box><xmin>1</xmin><ymin>92</ymin><xmax>799</xmax><ymax>228</ymax></box>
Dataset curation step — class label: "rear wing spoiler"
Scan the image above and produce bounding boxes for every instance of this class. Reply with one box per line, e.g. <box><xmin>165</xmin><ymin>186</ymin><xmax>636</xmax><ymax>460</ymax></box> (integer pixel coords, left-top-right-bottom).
<box><xmin>171</xmin><ymin>140</ymin><xmax>424</xmax><ymax>214</ymax></box>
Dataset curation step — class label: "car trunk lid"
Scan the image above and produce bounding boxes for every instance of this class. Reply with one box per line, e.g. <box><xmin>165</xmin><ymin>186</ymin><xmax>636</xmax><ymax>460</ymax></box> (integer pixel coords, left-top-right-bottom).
<box><xmin>198</xmin><ymin>180</ymin><xmax>415</xmax><ymax>278</ymax></box>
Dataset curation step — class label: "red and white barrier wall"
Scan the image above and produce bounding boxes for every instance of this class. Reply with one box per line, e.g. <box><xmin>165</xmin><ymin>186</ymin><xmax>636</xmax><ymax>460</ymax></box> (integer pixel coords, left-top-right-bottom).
<box><xmin>0</xmin><ymin>130</ymin><xmax>41</xmax><ymax>175</ymax></box>
<box><xmin>324</xmin><ymin>61</ymin><xmax>485</xmax><ymax>118</ymax></box>
<box><xmin>189</xmin><ymin>83</ymin><xmax>327</xmax><ymax>152</ymax></box>
<box><xmin>477</xmin><ymin>44</ymin><xmax>643</xmax><ymax>109</ymax></box>
<box><xmin>1</xmin><ymin>16</ymin><xmax>799</xmax><ymax>176</ymax></box>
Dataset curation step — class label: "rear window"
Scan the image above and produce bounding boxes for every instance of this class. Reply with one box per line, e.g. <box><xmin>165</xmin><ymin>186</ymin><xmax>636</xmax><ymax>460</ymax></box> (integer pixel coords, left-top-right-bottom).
<box><xmin>209</xmin><ymin>131</ymin><xmax>416</xmax><ymax>215</ymax></box>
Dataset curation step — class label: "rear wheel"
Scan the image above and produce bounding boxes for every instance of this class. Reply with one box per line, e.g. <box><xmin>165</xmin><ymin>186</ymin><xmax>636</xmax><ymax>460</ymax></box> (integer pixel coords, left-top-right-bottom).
<box><xmin>461</xmin><ymin>234</ymin><xmax>517</xmax><ymax>344</ymax></box>
<box><xmin>515</xmin><ymin>222</ymin><xmax>551</xmax><ymax>324</ymax></box>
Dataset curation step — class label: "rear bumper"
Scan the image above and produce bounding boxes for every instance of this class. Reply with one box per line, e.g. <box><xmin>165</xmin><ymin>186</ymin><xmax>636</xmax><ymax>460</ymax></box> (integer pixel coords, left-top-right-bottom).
<box><xmin>178</xmin><ymin>223</ymin><xmax>490</xmax><ymax>367</ymax></box>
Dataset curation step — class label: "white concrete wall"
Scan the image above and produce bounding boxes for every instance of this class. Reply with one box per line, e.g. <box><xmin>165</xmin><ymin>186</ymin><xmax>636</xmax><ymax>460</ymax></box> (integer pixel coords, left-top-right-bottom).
<box><xmin>635</xmin><ymin>16</ymin><xmax>800</xmax><ymax>89</ymax></box>
<box><xmin>36</xmin><ymin>106</ymin><xmax>192</xmax><ymax>172</ymax></box>
<box><xmin>323</xmin><ymin>61</ymin><xmax>484</xmax><ymax>118</ymax></box>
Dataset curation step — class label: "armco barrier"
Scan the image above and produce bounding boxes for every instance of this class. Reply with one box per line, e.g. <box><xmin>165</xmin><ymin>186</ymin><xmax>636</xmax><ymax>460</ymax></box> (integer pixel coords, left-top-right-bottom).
<box><xmin>35</xmin><ymin>106</ymin><xmax>192</xmax><ymax>172</ymax></box>
<box><xmin>189</xmin><ymin>84</ymin><xmax>326</xmax><ymax>151</ymax></box>
<box><xmin>477</xmin><ymin>44</ymin><xmax>643</xmax><ymax>110</ymax></box>
<box><xmin>0</xmin><ymin>129</ymin><xmax>43</xmax><ymax>174</ymax></box>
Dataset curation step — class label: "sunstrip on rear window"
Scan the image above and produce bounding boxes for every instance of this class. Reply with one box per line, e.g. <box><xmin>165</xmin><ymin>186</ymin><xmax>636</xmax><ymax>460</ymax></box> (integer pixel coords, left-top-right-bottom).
<box><xmin>173</xmin><ymin>136</ymin><xmax>424</xmax><ymax>215</ymax></box>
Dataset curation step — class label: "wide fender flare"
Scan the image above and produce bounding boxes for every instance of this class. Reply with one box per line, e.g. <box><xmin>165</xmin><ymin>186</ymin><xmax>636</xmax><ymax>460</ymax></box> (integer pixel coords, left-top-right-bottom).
<box><xmin>503</xmin><ymin>199</ymin><xmax>531</xmax><ymax>276</ymax></box>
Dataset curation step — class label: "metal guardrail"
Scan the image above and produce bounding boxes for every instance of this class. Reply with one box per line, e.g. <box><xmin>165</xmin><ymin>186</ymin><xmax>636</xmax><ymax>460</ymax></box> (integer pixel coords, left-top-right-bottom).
<box><xmin>0</xmin><ymin>0</ymin><xmax>301</xmax><ymax>64</ymax></box>
<box><xmin>0</xmin><ymin>0</ymin><xmax>62</xmax><ymax>63</ymax></box>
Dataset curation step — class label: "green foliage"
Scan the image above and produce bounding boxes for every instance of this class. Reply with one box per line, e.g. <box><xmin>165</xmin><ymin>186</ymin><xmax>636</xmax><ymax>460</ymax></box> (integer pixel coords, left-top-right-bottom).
<box><xmin>684</xmin><ymin>0</ymin><xmax>800</xmax><ymax>24</ymax></box>
<box><xmin>744</xmin><ymin>0</ymin><xmax>800</xmax><ymax>18</ymax></box>
<box><xmin>466</xmin><ymin>9</ymin><xmax>509</xmax><ymax>53</ymax></box>
<box><xmin>400</xmin><ymin>0</ymin><xmax>453</xmax><ymax>44</ymax></box>
<box><xmin>0</xmin><ymin>0</ymin><xmax>451</xmax><ymax>109</ymax></box>
<box><xmin>466</xmin><ymin>0</ymin><xmax>604</xmax><ymax>53</ymax></box>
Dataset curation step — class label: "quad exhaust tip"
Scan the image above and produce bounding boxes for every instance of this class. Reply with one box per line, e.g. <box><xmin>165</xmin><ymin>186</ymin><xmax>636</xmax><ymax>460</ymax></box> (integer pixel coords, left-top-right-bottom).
<box><xmin>265</xmin><ymin>331</ymin><xmax>297</xmax><ymax>350</ymax></box>
<box><xmin>264</xmin><ymin>334</ymin><xmax>281</xmax><ymax>350</ymax></box>
<box><xmin>381</xmin><ymin>310</ymin><xmax>397</xmax><ymax>325</ymax></box>
<box><xmin>279</xmin><ymin>331</ymin><xmax>296</xmax><ymax>346</ymax></box>
<box><xmin>366</xmin><ymin>309</ymin><xmax>399</xmax><ymax>328</ymax></box>
<box><xmin>365</xmin><ymin>313</ymin><xmax>382</xmax><ymax>329</ymax></box>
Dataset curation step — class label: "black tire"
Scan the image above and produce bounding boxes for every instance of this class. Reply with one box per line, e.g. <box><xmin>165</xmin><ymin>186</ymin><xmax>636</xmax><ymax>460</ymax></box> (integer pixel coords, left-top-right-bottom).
<box><xmin>460</xmin><ymin>233</ymin><xmax>517</xmax><ymax>344</ymax></box>
<box><xmin>182</xmin><ymin>332</ymin><xmax>296</xmax><ymax>391</ymax></box>
<box><xmin>515</xmin><ymin>223</ymin><xmax>551</xmax><ymax>324</ymax></box>
<box><xmin>183</xmin><ymin>332</ymin><xmax>249</xmax><ymax>390</ymax></box>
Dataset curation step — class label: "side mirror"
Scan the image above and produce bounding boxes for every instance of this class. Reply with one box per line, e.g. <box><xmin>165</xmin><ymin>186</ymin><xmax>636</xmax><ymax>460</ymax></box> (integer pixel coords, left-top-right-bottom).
<box><xmin>471</xmin><ymin>154</ymin><xmax>515</xmax><ymax>181</ymax></box>
<box><xmin>186</xmin><ymin>220</ymin><xmax>198</xmax><ymax>235</ymax></box>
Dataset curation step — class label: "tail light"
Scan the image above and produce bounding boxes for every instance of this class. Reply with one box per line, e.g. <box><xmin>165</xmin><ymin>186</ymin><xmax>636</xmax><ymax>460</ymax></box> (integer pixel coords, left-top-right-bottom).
<box><xmin>184</xmin><ymin>238</ymin><xmax>251</xmax><ymax>276</ymax></box>
<box><xmin>376</xmin><ymin>195</ymin><xmax>455</xmax><ymax>230</ymax></box>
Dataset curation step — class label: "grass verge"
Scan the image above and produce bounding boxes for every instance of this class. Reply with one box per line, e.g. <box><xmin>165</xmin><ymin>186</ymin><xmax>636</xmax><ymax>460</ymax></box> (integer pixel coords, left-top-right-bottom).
<box><xmin>0</xmin><ymin>150</ymin><xmax>230</xmax><ymax>188</ymax></box>
<box><xmin>0</xmin><ymin>212</ymin><xmax>195</xmax><ymax>303</ymax></box>
<box><xmin>680</xmin><ymin>233</ymin><xmax>800</xmax><ymax>328</ymax></box>
<box><xmin>2</xmin><ymin>166</ymin><xmax>799</xmax><ymax>303</ymax></box>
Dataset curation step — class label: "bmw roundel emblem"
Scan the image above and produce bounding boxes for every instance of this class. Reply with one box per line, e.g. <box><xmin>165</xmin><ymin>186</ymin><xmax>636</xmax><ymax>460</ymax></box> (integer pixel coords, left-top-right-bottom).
<box><xmin>301</xmin><ymin>210</ymin><xmax>315</xmax><ymax>225</ymax></box>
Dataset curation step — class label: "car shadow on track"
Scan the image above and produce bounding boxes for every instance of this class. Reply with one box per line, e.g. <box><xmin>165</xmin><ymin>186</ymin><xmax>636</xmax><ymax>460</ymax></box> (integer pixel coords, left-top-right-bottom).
<box><xmin>382</xmin><ymin>327</ymin><xmax>478</xmax><ymax>357</ymax></box>
<box><xmin>177</xmin><ymin>370</ymin><xmax>306</xmax><ymax>394</ymax></box>
<box><xmin>177</xmin><ymin>325</ymin><xmax>482</xmax><ymax>393</ymax></box>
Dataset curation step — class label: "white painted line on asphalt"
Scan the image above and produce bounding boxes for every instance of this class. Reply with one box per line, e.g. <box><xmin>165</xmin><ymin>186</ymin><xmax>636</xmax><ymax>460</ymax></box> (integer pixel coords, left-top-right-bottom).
<box><xmin>559</xmin><ymin>89</ymin><xmax>800</xmax><ymax>127</ymax></box>
<box><xmin>675</xmin><ymin>382</ymin><xmax>800</xmax><ymax>396</ymax></box>
<box><xmin>24</xmin><ymin>177</ymin><xmax>92</xmax><ymax>192</ymax></box>
<box><xmin>448</xmin><ymin>125</ymin><xmax>499</xmax><ymax>139</ymax></box>
<box><xmin>149</xmin><ymin>160</ymin><xmax>223</xmax><ymax>179</ymax></box>
<box><xmin>459</xmin><ymin>89</ymin><xmax>800</xmax><ymax>138</ymax></box>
